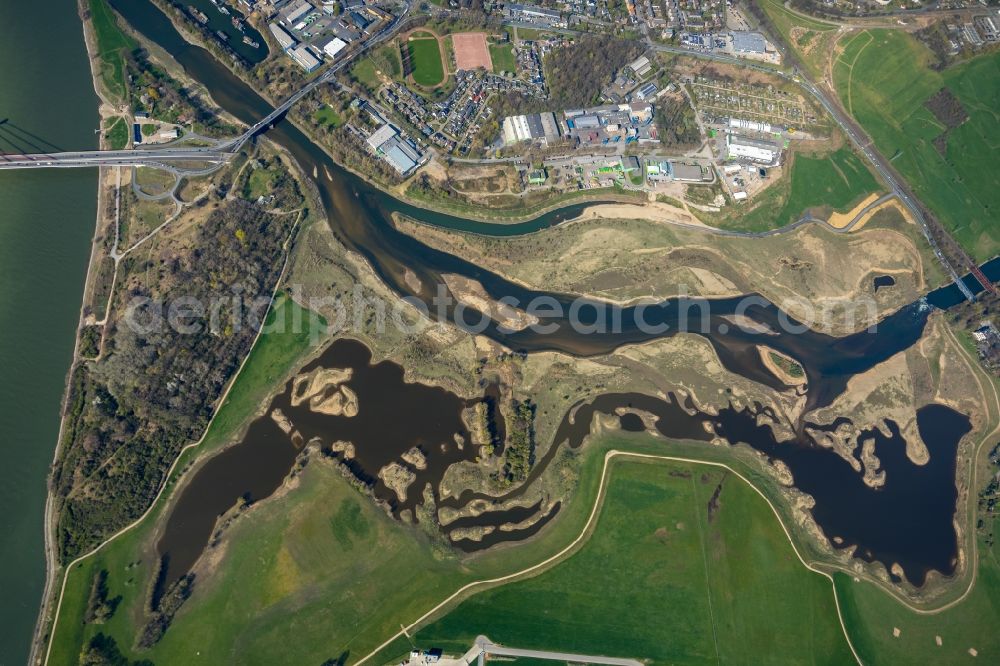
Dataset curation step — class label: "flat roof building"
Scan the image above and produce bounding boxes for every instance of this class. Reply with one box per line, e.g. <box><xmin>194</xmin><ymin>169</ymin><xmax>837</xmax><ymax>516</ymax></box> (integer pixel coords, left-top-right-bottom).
<box><xmin>268</xmin><ymin>22</ymin><xmax>297</xmax><ymax>50</ymax></box>
<box><xmin>289</xmin><ymin>44</ymin><xmax>321</xmax><ymax>72</ymax></box>
<box><xmin>727</xmin><ymin>133</ymin><xmax>780</xmax><ymax>164</ymax></box>
<box><xmin>502</xmin><ymin>112</ymin><xmax>560</xmax><ymax>145</ymax></box>
<box><xmin>732</xmin><ymin>31</ymin><xmax>767</xmax><ymax>54</ymax></box>
<box><xmin>282</xmin><ymin>0</ymin><xmax>314</xmax><ymax>26</ymax></box>
<box><xmin>367</xmin><ymin>123</ymin><xmax>398</xmax><ymax>151</ymax></box>
<box><xmin>322</xmin><ymin>36</ymin><xmax>348</xmax><ymax>58</ymax></box>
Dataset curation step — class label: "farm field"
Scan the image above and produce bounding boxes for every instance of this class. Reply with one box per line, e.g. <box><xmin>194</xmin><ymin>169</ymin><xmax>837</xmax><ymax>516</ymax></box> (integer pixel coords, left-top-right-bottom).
<box><xmin>714</xmin><ymin>145</ymin><xmax>880</xmax><ymax>232</ymax></box>
<box><xmin>412</xmin><ymin>459</ymin><xmax>855</xmax><ymax>665</ymax></box>
<box><xmin>407</xmin><ymin>34</ymin><xmax>446</xmax><ymax>87</ymax></box>
<box><xmin>48</xmin><ymin>415</ymin><xmax>866</xmax><ymax>666</ymax></box>
<box><xmin>833</xmin><ymin>30</ymin><xmax>1000</xmax><ymax>261</ymax></box>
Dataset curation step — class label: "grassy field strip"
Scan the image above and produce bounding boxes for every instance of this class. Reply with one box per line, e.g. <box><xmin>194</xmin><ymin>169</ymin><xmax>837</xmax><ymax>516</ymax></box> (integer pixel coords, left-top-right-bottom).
<box><xmin>688</xmin><ymin>473</ymin><xmax>722</xmax><ymax>663</ymax></box>
<box><xmin>836</xmin><ymin>31</ymin><xmax>874</xmax><ymax>117</ymax></box>
<box><xmin>354</xmin><ymin>450</ymin><xmax>864</xmax><ymax>666</ymax></box>
<box><xmin>42</xmin><ymin>233</ymin><xmax>305</xmax><ymax>666</ymax></box>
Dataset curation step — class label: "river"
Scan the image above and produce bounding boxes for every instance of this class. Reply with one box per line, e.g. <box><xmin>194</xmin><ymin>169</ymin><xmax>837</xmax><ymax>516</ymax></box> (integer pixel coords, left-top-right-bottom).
<box><xmin>0</xmin><ymin>0</ymin><xmax>100</xmax><ymax>662</ymax></box>
<box><xmin>101</xmin><ymin>0</ymin><xmax>992</xmax><ymax>589</ymax></box>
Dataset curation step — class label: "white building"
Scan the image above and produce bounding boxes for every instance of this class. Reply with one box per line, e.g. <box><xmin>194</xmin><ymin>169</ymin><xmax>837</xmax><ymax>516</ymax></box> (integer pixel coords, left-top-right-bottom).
<box><xmin>322</xmin><ymin>36</ymin><xmax>348</xmax><ymax>58</ymax></box>
<box><xmin>366</xmin><ymin>124</ymin><xmax>398</xmax><ymax>151</ymax></box>
<box><xmin>502</xmin><ymin>115</ymin><xmax>533</xmax><ymax>144</ymax></box>
<box><xmin>727</xmin><ymin>134</ymin><xmax>780</xmax><ymax>164</ymax></box>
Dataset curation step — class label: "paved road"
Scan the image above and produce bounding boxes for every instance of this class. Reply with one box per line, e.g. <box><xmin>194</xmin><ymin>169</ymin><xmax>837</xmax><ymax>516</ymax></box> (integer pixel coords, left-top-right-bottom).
<box><xmin>476</xmin><ymin>638</ymin><xmax>642</xmax><ymax>666</ymax></box>
<box><xmin>0</xmin><ymin>149</ymin><xmax>230</xmax><ymax>170</ymax></box>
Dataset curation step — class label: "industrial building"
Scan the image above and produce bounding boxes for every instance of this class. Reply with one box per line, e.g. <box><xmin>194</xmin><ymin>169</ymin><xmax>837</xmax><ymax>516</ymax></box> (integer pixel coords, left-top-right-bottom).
<box><xmin>501</xmin><ymin>112</ymin><xmax>561</xmax><ymax>145</ymax></box>
<box><xmin>563</xmin><ymin>102</ymin><xmax>657</xmax><ymax>146</ymax></box>
<box><xmin>504</xmin><ymin>3</ymin><xmax>567</xmax><ymax>28</ymax></box>
<box><xmin>726</xmin><ymin>133</ymin><xmax>780</xmax><ymax>164</ymax></box>
<box><xmin>289</xmin><ymin>44</ymin><xmax>322</xmax><ymax>72</ymax></box>
<box><xmin>646</xmin><ymin>161</ymin><xmax>709</xmax><ymax>182</ymax></box>
<box><xmin>628</xmin><ymin>55</ymin><xmax>653</xmax><ymax>79</ymax></box>
<box><xmin>728</xmin><ymin>117</ymin><xmax>775</xmax><ymax>134</ymax></box>
<box><xmin>731</xmin><ymin>31</ymin><xmax>767</xmax><ymax>54</ymax></box>
<box><xmin>367</xmin><ymin>123</ymin><xmax>424</xmax><ymax>176</ymax></box>
<box><xmin>269</xmin><ymin>22</ymin><xmax>297</xmax><ymax>50</ymax></box>
<box><xmin>322</xmin><ymin>36</ymin><xmax>348</xmax><ymax>58</ymax></box>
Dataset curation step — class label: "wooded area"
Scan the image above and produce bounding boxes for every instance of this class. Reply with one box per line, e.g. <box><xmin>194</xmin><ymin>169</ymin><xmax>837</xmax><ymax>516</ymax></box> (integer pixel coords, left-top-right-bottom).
<box><xmin>54</xmin><ymin>196</ymin><xmax>296</xmax><ymax>561</ymax></box>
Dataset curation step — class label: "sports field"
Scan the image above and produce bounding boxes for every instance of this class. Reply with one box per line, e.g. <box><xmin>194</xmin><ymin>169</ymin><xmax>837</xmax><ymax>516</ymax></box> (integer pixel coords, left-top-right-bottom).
<box><xmin>452</xmin><ymin>32</ymin><xmax>492</xmax><ymax>71</ymax></box>
<box><xmin>833</xmin><ymin>30</ymin><xmax>1000</xmax><ymax>261</ymax></box>
<box><xmin>407</xmin><ymin>35</ymin><xmax>446</xmax><ymax>87</ymax></box>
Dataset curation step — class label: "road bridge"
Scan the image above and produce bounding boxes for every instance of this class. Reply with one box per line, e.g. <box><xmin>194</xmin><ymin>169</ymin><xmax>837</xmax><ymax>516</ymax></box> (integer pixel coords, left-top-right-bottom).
<box><xmin>0</xmin><ymin>149</ymin><xmax>231</xmax><ymax>170</ymax></box>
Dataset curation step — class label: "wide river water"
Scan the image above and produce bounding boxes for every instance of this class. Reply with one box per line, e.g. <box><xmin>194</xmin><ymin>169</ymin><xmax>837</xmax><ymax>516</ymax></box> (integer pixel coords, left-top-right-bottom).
<box><xmin>0</xmin><ymin>0</ymin><xmax>99</xmax><ymax>662</ymax></box>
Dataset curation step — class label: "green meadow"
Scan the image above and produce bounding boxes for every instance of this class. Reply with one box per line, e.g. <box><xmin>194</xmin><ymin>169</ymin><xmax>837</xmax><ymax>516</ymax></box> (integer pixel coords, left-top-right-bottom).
<box><xmin>834</xmin><ymin>30</ymin><xmax>1000</xmax><ymax>261</ymax></box>
<box><xmin>88</xmin><ymin>0</ymin><xmax>135</xmax><ymax>102</ymax></box>
<box><xmin>413</xmin><ymin>460</ymin><xmax>854</xmax><ymax>665</ymax></box>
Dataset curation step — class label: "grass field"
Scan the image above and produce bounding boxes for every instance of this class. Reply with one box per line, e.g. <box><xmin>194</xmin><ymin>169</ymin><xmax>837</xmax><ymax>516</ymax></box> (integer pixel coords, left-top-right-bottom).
<box><xmin>408</xmin><ymin>36</ymin><xmax>446</xmax><ymax>87</ymax></box>
<box><xmin>833</xmin><ymin>30</ymin><xmax>1000</xmax><ymax>261</ymax></box>
<box><xmin>489</xmin><ymin>42</ymin><xmax>516</xmax><ymax>73</ymax></box>
<box><xmin>351</xmin><ymin>57</ymin><xmax>381</xmax><ymax>90</ymax></box>
<box><xmin>413</xmin><ymin>459</ymin><xmax>855</xmax><ymax>665</ymax></box>
<box><xmin>88</xmin><ymin>0</ymin><xmax>136</xmax><ymax>102</ymax></box>
<box><xmin>45</xmin><ymin>295</ymin><xmax>326</xmax><ymax>666</ymax></box>
<box><xmin>104</xmin><ymin>117</ymin><xmax>128</xmax><ymax>150</ymax></box>
<box><xmin>313</xmin><ymin>105</ymin><xmax>342</xmax><ymax>129</ymax></box>
<box><xmin>717</xmin><ymin>146</ymin><xmax>880</xmax><ymax>232</ymax></box>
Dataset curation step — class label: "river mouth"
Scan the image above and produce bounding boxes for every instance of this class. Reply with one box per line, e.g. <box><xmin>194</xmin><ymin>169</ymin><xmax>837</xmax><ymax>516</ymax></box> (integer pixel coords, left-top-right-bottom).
<box><xmin>117</xmin><ymin>0</ymin><xmax>977</xmax><ymax>594</ymax></box>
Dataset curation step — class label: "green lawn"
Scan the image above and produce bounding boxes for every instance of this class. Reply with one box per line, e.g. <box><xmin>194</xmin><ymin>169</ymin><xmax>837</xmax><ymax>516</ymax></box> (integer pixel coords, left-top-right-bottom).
<box><xmin>720</xmin><ymin>146</ymin><xmax>880</xmax><ymax>232</ymax></box>
<box><xmin>833</xmin><ymin>30</ymin><xmax>1000</xmax><ymax>261</ymax></box>
<box><xmin>104</xmin><ymin>117</ymin><xmax>128</xmax><ymax>150</ymax></box>
<box><xmin>408</xmin><ymin>36</ymin><xmax>446</xmax><ymax>87</ymax></box>
<box><xmin>489</xmin><ymin>42</ymin><xmax>516</xmax><ymax>73</ymax></box>
<box><xmin>351</xmin><ymin>57</ymin><xmax>380</xmax><ymax>90</ymax></box>
<box><xmin>413</xmin><ymin>459</ymin><xmax>854</xmax><ymax>664</ymax></box>
<box><xmin>88</xmin><ymin>0</ymin><xmax>136</xmax><ymax>102</ymax></box>
<box><xmin>313</xmin><ymin>104</ymin><xmax>342</xmax><ymax>129</ymax></box>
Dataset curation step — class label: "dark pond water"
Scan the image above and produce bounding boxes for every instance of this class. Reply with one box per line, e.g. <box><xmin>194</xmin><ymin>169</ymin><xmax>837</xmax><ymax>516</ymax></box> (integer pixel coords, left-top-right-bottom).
<box><xmin>873</xmin><ymin>275</ymin><xmax>896</xmax><ymax>292</ymax></box>
<box><xmin>114</xmin><ymin>0</ymin><xmax>986</xmax><ymax>590</ymax></box>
